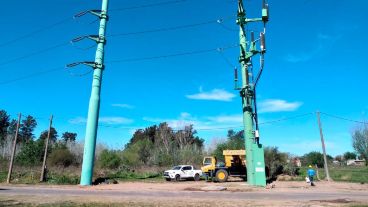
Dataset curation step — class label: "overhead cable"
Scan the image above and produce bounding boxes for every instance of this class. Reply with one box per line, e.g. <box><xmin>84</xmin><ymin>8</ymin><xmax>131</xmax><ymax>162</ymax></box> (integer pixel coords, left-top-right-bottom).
<box><xmin>106</xmin><ymin>44</ymin><xmax>238</xmax><ymax>63</ymax></box>
<box><xmin>110</xmin><ymin>0</ymin><xmax>186</xmax><ymax>12</ymax></box>
<box><xmin>320</xmin><ymin>112</ymin><xmax>368</xmax><ymax>125</ymax></box>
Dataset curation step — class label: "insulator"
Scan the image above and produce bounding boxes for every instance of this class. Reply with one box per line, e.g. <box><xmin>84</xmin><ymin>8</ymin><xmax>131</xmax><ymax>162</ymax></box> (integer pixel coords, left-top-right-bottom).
<box><xmin>260</xmin><ymin>32</ymin><xmax>266</xmax><ymax>51</ymax></box>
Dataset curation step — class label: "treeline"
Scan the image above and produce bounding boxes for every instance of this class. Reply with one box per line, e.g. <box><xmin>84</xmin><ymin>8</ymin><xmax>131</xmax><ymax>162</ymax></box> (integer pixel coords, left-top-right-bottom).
<box><xmin>0</xmin><ymin>110</ymin><xmax>81</xmax><ymax>168</ymax></box>
<box><xmin>100</xmin><ymin>123</ymin><xmax>205</xmax><ymax>169</ymax></box>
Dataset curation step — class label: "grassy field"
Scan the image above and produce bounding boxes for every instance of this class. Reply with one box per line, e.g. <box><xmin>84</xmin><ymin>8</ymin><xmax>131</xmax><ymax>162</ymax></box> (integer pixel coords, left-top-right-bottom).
<box><xmin>0</xmin><ymin>167</ymin><xmax>163</xmax><ymax>184</ymax></box>
<box><xmin>296</xmin><ymin>166</ymin><xmax>368</xmax><ymax>183</ymax></box>
<box><xmin>1</xmin><ymin>165</ymin><xmax>367</xmax><ymax>185</ymax></box>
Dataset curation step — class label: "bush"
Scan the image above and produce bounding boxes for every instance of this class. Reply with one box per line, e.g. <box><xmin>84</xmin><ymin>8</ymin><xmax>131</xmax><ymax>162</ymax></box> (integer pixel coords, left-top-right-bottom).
<box><xmin>301</xmin><ymin>151</ymin><xmax>333</xmax><ymax>168</ymax></box>
<box><xmin>264</xmin><ymin>146</ymin><xmax>288</xmax><ymax>178</ymax></box>
<box><xmin>98</xmin><ymin>149</ymin><xmax>122</xmax><ymax>169</ymax></box>
<box><xmin>47</xmin><ymin>174</ymin><xmax>80</xmax><ymax>185</ymax></box>
<box><xmin>48</xmin><ymin>148</ymin><xmax>75</xmax><ymax>167</ymax></box>
<box><xmin>16</xmin><ymin>139</ymin><xmax>45</xmax><ymax>166</ymax></box>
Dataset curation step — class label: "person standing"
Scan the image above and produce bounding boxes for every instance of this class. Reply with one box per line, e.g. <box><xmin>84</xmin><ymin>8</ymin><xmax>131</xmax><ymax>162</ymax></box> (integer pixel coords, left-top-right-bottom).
<box><xmin>307</xmin><ymin>165</ymin><xmax>316</xmax><ymax>186</ymax></box>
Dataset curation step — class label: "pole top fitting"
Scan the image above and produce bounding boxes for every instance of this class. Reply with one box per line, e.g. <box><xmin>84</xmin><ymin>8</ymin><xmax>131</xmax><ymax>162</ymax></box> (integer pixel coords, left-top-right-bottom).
<box><xmin>66</xmin><ymin>61</ymin><xmax>105</xmax><ymax>70</ymax></box>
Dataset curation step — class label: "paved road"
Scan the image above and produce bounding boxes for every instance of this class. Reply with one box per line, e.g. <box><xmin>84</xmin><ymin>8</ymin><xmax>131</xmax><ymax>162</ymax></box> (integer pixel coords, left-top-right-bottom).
<box><xmin>1</xmin><ymin>185</ymin><xmax>368</xmax><ymax>202</ymax></box>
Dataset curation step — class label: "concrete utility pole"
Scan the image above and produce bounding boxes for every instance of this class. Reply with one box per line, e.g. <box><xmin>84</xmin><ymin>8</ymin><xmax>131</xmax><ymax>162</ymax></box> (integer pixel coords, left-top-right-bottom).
<box><xmin>40</xmin><ymin>114</ymin><xmax>53</xmax><ymax>182</ymax></box>
<box><xmin>79</xmin><ymin>0</ymin><xmax>109</xmax><ymax>186</ymax></box>
<box><xmin>316</xmin><ymin>111</ymin><xmax>331</xmax><ymax>181</ymax></box>
<box><xmin>236</xmin><ymin>0</ymin><xmax>269</xmax><ymax>186</ymax></box>
<box><xmin>7</xmin><ymin>113</ymin><xmax>21</xmax><ymax>184</ymax></box>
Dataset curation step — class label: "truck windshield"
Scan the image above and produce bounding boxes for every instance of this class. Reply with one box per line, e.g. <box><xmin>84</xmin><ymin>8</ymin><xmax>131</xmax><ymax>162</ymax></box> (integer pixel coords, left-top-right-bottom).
<box><xmin>171</xmin><ymin>166</ymin><xmax>181</xmax><ymax>170</ymax></box>
<box><xmin>203</xmin><ymin>158</ymin><xmax>212</xmax><ymax>166</ymax></box>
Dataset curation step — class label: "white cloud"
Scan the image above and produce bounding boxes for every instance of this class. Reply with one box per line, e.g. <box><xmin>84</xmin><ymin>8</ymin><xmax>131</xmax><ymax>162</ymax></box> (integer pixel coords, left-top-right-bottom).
<box><xmin>69</xmin><ymin>116</ymin><xmax>133</xmax><ymax>125</ymax></box>
<box><xmin>258</xmin><ymin>99</ymin><xmax>302</xmax><ymax>113</ymax></box>
<box><xmin>143</xmin><ymin>113</ymin><xmax>243</xmax><ymax>131</ymax></box>
<box><xmin>99</xmin><ymin>117</ymin><xmax>134</xmax><ymax>124</ymax></box>
<box><xmin>69</xmin><ymin>117</ymin><xmax>87</xmax><ymax>124</ymax></box>
<box><xmin>186</xmin><ymin>89</ymin><xmax>235</xmax><ymax>102</ymax></box>
<box><xmin>206</xmin><ymin>115</ymin><xmax>243</xmax><ymax>123</ymax></box>
<box><xmin>111</xmin><ymin>103</ymin><xmax>135</xmax><ymax>109</ymax></box>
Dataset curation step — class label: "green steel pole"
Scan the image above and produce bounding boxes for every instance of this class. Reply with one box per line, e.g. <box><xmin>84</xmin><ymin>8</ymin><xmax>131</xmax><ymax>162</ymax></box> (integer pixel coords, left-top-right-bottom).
<box><xmin>80</xmin><ymin>0</ymin><xmax>109</xmax><ymax>186</ymax></box>
<box><xmin>237</xmin><ymin>0</ymin><xmax>267</xmax><ymax>186</ymax></box>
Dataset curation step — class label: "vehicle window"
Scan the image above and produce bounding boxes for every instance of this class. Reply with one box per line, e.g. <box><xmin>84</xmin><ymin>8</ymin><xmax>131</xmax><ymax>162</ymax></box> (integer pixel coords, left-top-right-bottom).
<box><xmin>172</xmin><ymin>166</ymin><xmax>181</xmax><ymax>170</ymax></box>
<box><xmin>182</xmin><ymin>166</ymin><xmax>191</xmax><ymax>171</ymax></box>
<box><xmin>203</xmin><ymin>158</ymin><xmax>212</xmax><ymax>166</ymax></box>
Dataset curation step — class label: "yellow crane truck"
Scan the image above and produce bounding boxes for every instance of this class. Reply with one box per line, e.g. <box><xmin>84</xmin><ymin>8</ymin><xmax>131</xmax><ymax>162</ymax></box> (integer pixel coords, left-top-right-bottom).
<box><xmin>201</xmin><ymin>150</ymin><xmax>247</xmax><ymax>182</ymax></box>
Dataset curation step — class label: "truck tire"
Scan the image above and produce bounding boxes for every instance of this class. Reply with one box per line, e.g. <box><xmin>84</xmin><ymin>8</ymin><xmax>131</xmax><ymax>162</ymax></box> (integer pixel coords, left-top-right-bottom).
<box><xmin>194</xmin><ymin>173</ymin><xmax>200</xmax><ymax>181</ymax></box>
<box><xmin>215</xmin><ymin>169</ymin><xmax>228</xmax><ymax>182</ymax></box>
<box><xmin>165</xmin><ymin>178</ymin><xmax>171</xmax><ymax>181</ymax></box>
<box><xmin>175</xmin><ymin>174</ymin><xmax>181</xmax><ymax>182</ymax></box>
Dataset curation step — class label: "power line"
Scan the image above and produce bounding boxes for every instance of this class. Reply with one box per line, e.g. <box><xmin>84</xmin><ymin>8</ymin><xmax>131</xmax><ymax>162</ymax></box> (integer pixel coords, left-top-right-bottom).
<box><xmin>0</xmin><ymin>45</ymin><xmax>236</xmax><ymax>85</ymax></box>
<box><xmin>259</xmin><ymin>112</ymin><xmax>314</xmax><ymax>125</ymax></box>
<box><xmin>0</xmin><ymin>67</ymin><xmax>64</xmax><ymax>85</ymax></box>
<box><xmin>0</xmin><ymin>42</ymin><xmax>69</xmax><ymax>69</ymax></box>
<box><xmin>320</xmin><ymin>112</ymin><xmax>368</xmax><ymax>125</ymax></box>
<box><xmin>0</xmin><ymin>17</ymin><xmax>71</xmax><ymax>48</ymax></box>
<box><xmin>0</xmin><ymin>0</ymin><xmax>186</xmax><ymax>48</ymax></box>
<box><xmin>110</xmin><ymin>0</ymin><xmax>187</xmax><ymax>12</ymax></box>
<box><xmin>106</xmin><ymin>44</ymin><xmax>238</xmax><ymax>64</ymax></box>
<box><xmin>108</xmin><ymin>17</ymin><xmax>232</xmax><ymax>38</ymax></box>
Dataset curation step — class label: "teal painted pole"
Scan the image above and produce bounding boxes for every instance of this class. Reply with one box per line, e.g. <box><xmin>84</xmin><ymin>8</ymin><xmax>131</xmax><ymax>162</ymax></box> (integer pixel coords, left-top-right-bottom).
<box><xmin>236</xmin><ymin>0</ymin><xmax>267</xmax><ymax>186</ymax></box>
<box><xmin>80</xmin><ymin>0</ymin><xmax>109</xmax><ymax>186</ymax></box>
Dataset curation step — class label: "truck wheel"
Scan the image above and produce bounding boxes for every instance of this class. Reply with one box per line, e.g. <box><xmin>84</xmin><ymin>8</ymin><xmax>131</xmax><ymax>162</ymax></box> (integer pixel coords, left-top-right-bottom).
<box><xmin>175</xmin><ymin>174</ymin><xmax>181</xmax><ymax>182</ymax></box>
<box><xmin>215</xmin><ymin>169</ymin><xmax>228</xmax><ymax>182</ymax></box>
<box><xmin>194</xmin><ymin>173</ymin><xmax>200</xmax><ymax>181</ymax></box>
<box><xmin>165</xmin><ymin>178</ymin><xmax>171</xmax><ymax>181</ymax></box>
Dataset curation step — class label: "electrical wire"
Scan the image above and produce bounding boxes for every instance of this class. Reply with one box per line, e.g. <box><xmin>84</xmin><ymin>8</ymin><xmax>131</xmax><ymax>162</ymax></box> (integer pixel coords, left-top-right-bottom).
<box><xmin>108</xmin><ymin>19</ymin><xmax>221</xmax><ymax>37</ymax></box>
<box><xmin>106</xmin><ymin>44</ymin><xmax>238</xmax><ymax>64</ymax></box>
<box><xmin>0</xmin><ymin>67</ymin><xmax>64</xmax><ymax>85</ymax></box>
<box><xmin>110</xmin><ymin>0</ymin><xmax>187</xmax><ymax>12</ymax></box>
<box><xmin>320</xmin><ymin>112</ymin><xmax>368</xmax><ymax>125</ymax></box>
<box><xmin>0</xmin><ymin>42</ymin><xmax>69</xmax><ymax>69</ymax></box>
<box><xmin>258</xmin><ymin>112</ymin><xmax>314</xmax><ymax>125</ymax></box>
<box><xmin>0</xmin><ymin>17</ymin><xmax>71</xmax><ymax>48</ymax></box>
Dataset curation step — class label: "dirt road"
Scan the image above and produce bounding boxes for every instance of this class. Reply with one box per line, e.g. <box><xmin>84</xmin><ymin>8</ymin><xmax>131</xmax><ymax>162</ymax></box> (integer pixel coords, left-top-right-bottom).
<box><xmin>1</xmin><ymin>181</ymin><xmax>368</xmax><ymax>206</ymax></box>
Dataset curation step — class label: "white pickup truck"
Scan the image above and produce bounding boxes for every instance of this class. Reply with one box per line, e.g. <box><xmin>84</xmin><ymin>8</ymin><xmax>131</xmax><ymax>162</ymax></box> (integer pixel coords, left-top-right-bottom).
<box><xmin>163</xmin><ymin>165</ymin><xmax>202</xmax><ymax>181</ymax></box>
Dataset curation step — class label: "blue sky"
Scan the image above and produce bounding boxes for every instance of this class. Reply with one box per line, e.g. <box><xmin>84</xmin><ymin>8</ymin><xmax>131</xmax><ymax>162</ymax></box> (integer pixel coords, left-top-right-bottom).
<box><xmin>0</xmin><ymin>0</ymin><xmax>367</xmax><ymax>156</ymax></box>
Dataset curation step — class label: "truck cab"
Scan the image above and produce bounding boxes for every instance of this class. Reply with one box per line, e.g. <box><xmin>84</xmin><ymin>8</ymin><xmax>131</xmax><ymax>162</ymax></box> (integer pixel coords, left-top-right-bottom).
<box><xmin>201</xmin><ymin>150</ymin><xmax>247</xmax><ymax>182</ymax></box>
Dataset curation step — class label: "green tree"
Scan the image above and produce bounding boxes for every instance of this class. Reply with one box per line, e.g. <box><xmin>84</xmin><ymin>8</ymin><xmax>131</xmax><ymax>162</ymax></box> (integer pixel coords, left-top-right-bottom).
<box><xmin>343</xmin><ymin>151</ymin><xmax>357</xmax><ymax>160</ymax></box>
<box><xmin>98</xmin><ymin>149</ymin><xmax>122</xmax><ymax>169</ymax></box>
<box><xmin>19</xmin><ymin>115</ymin><xmax>37</xmax><ymax>143</ymax></box>
<box><xmin>212</xmin><ymin>130</ymin><xmax>244</xmax><ymax>161</ymax></box>
<box><xmin>61</xmin><ymin>132</ymin><xmax>77</xmax><ymax>143</ymax></box>
<box><xmin>0</xmin><ymin>110</ymin><xmax>10</xmax><ymax>144</ymax></box>
<box><xmin>301</xmin><ymin>151</ymin><xmax>333</xmax><ymax>168</ymax></box>
<box><xmin>16</xmin><ymin>139</ymin><xmax>44</xmax><ymax>165</ymax></box>
<box><xmin>39</xmin><ymin>127</ymin><xmax>58</xmax><ymax>144</ymax></box>
<box><xmin>352</xmin><ymin>126</ymin><xmax>368</xmax><ymax>165</ymax></box>
<box><xmin>264</xmin><ymin>146</ymin><xmax>288</xmax><ymax>178</ymax></box>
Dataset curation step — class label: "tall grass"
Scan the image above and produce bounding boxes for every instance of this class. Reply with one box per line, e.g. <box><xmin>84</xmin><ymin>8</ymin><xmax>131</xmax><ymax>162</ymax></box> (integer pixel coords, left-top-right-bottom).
<box><xmin>297</xmin><ymin>166</ymin><xmax>368</xmax><ymax>183</ymax></box>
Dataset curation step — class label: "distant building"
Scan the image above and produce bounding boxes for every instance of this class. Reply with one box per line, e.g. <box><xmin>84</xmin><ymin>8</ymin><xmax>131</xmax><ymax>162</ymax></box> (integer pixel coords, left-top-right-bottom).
<box><xmin>332</xmin><ymin>160</ymin><xmax>340</xmax><ymax>165</ymax></box>
<box><xmin>347</xmin><ymin>159</ymin><xmax>366</xmax><ymax>166</ymax></box>
<box><xmin>291</xmin><ymin>157</ymin><xmax>301</xmax><ymax>167</ymax></box>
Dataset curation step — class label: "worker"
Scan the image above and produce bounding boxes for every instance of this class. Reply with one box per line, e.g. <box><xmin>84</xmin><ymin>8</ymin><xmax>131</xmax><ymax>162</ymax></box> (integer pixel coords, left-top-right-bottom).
<box><xmin>307</xmin><ymin>165</ymin><xmax>316</xmax><ymax>186</ymax></box>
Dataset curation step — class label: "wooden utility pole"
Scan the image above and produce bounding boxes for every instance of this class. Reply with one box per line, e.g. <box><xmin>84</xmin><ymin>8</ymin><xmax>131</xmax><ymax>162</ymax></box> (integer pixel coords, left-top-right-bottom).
<box><xmin>316</xmin><ymin>111</ymin><xmax>331</xmax><ymax>181</ymax></box>
<box><xmin>40</xmin><ymin>114</ymin><xmax>53</xmax><ymax>182</ymax></box>
<box><xmin>7</xmin><ymin>113</ymin><xmax>21</xmax><ymax>184</ymax></box>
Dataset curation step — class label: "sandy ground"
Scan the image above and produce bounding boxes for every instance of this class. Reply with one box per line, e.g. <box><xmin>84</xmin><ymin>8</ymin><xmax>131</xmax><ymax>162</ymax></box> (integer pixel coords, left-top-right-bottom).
<box><xmin>1</xmin><ymin>180</ymin><xmax>368</xmax><ymax>206</ymax></box>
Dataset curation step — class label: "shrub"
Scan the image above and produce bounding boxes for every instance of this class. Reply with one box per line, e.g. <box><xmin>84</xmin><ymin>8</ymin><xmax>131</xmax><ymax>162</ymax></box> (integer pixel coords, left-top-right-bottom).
<box><xmin>16</xmin><ymin>139</ymin><xmax>45</xmax><ymax>166</ymax></box>
<box><xmin>98</xmin><ymin>149</ymin><xmax>122</xmax><ymax>169</ymax></box>
<box><xmin>48</xmin><ymin>148</ymin><xmax>75</xmax><ymax>167</ymax></box>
